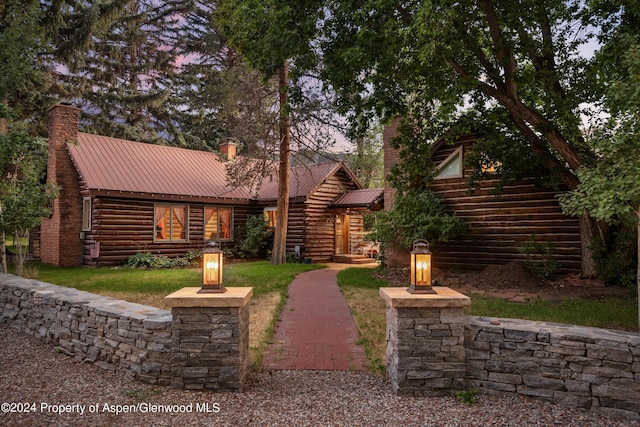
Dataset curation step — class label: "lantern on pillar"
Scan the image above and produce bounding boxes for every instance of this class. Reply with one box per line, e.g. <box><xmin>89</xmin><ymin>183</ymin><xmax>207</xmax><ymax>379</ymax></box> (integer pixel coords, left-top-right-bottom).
<box><xmin>408</xmin><ymin>239</ymin><xmax>436</xmax><ymax>294</ymax></box>
<box><xmin>199</xmin><ymin>242</ymin><xmax>225</xmax><ymax>293</ymax></box>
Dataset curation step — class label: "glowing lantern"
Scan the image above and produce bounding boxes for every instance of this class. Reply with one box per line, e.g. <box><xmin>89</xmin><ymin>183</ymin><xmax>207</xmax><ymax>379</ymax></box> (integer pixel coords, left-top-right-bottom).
<box><xmin>199</xmin><ymin>242</ymin><xmax>225</xmax><ymax>293</ymax></box>
<box><xmin>408</xmin><ymin>240</ymin><xmax>435</xmax><ymax>294</ymax></box>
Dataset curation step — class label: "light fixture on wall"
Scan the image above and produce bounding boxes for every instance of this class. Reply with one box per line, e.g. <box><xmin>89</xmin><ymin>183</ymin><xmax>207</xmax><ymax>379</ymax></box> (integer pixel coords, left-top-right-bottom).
<box><xmin>199</xmin><ymin>242</ymin><xmax>225</xmax><ymax>293</ymax></box>
<box><xmin>408</xmin><ymin>239</ymin><xmax>436</xmax><ymax>294</ymax></box>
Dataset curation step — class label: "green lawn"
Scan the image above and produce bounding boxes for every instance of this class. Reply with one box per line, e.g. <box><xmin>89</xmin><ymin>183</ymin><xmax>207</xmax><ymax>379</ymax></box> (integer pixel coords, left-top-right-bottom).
<box><xmin>13</xmin><ymin>260</ymin><xmax>323</xmax><ymax>370</ymax></box>
<box><xmin>468</xmin><ymin>296</ymin><xmax>638</xmax><ymax>331</ymax></box>
<box><xmin>30</xmin><ymin>261</ymin><xmax>321</xmax><ymax>299</ymax></box>
<box><xmin>338</xmin><ymin>266</ymin><xmax>639</xmax><ymax>372</ymax></box>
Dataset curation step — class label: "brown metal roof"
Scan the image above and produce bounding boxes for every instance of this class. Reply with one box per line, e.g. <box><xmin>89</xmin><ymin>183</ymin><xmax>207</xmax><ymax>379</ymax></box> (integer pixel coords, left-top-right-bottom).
<box><xmin>330</xmin><ymin>188</ymin><xmax>384</xmax><ymax>208</ymax></box>
<box><xmin>67</xmin><ymin>134</ymin><xmax>364</xmax><ymax>203</ymax></box>
<box><xmin>257</xmin><ymin>162</ymin><xmax>361</xmax><ymax>201</ymax></box>
<box><xmin>68</xmin><ymin>133</ymin><xmax>252</xmax><ymax>200</ymax></box>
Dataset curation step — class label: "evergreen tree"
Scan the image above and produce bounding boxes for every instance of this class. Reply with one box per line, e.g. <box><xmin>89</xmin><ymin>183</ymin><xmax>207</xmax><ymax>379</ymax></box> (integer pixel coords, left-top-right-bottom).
<box><xmin>58</xmin><ymin>0</ymin><xmax>193</xmax><ymax>144</ymax></box>
<box><xmin>175</xmin><ymin>1</ymin><xmax>280</xmax><ymax>155</ymax></box>
<box><xmin>0</xmin><ymin>0</ymin><xmax>53</xmax><ymax>125</ymax></box>
<box><xmin>216</xmin><ymin>0</ymin><xmax>325</xmax><ymax>264</ymax></box>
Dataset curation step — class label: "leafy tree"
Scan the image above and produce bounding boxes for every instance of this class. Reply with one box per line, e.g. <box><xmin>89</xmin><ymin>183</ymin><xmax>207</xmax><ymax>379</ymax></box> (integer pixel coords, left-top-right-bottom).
<box><xmin>319</xmin><ymin>0</ymin><xmax>611</xmax><ymax>276</ymax></box>
<box><xmin>560</xmin><ymin>0</ymin><xmax>640</xmax><ymax>328</ymax></box>
<box><xmin>0</xmin><ymin>125</ymin><xmax>57</xmax><ymax>276</ymax></box>
<box><xmin>215</xmin><ymin>0</ymin><xmax>324</xmax><ymax>264</ymax></box>
<box><xmin>58</xmin><ymin>0</ymin><xmax>193</xmax><ymax>144</ymax></box>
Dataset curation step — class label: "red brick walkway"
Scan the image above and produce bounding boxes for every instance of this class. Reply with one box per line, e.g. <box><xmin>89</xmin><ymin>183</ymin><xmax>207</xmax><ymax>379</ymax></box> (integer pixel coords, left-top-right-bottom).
<box><xmin>263</xmin><ymin>265</ymin><xmax>367</xmax><ymax>370</ymax></box>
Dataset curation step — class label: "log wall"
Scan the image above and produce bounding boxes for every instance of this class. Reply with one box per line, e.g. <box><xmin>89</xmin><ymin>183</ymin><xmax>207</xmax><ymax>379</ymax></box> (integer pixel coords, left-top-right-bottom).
<box><xmin>302</xmin><ymin>169</ymin><xmax>362</xmax><ymax>263</ymax></box>
<box><xmin>429</xmin><ymin>141</ymin><xmax>581</xmax><ymax>273</ymax></box>
<box><xmin>83</xmin><ymin>197</ymin><xmax>255</xmax><ymax>267</ymax></box>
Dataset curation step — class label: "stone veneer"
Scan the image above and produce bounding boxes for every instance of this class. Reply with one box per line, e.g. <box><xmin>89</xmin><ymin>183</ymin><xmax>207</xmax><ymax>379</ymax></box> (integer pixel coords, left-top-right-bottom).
<box><xmin>381</xmin><ymin>287</ymin><xmax>471</xmax><ymax>397</ymax></box>
<box><xmin>165</xmin><ymin>287</ymin><xmax>252</xmax><ymax>391</ymax></box>
<box><xmin>0</xmin><ymin>273</ymin><xmax>253</xmax><ymax>391</ymax></box>
<box><xmin>465</xmin><ymin>316</ymin><xmax>640</xmax><ymax>421</ymax></box>
<box><xmin>2</xmin><ymin>272</ymin><xmax>640</xmax><ymax>419</ymax></box>
<box><xmin>382</xmin><ymin>286</ymin><xmax>640</xmax><ymax>421</ymax></box>
<box><xmin>0</xmin><ymin>272</ymin><xmax>173</xmax><ymax>384</ymax></box>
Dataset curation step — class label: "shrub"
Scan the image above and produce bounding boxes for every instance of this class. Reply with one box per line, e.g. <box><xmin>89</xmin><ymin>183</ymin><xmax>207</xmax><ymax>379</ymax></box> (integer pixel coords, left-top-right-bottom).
<box><xmin>127</xmin><ymin>252</ymin><xmax>194</xmax><ymax>269</ymax></box>
<box><xmin>127</xmin><ymin>252</ymin><xmax>156</xmax><ymax>268</ymax></box>
<box><xmin>368</xmin><ymin>189</ymin><xmax>468</xmax><ymax>250</ymax></box>
<box><xmin>455</xmin><ymin>389</ymin><xmax>478</xmax><ymax>405</ymax></box>
<box><xmin>238</xmin><ymin>215</ymin><xmax>272</xmax><ymax>259</ymax></box>
<box><xmin>184</xmin><ymin>250</ymin><xmax>203</xmax><ymax>264</ymax></box>
<box><xmin>591</xmin><ymin>232</ymin><xmax>636</xmax><ymax>289</ymax></box>
<box><xmin>517</xmin><ymin>234</ymin><xmax>559</xmax><ymax>279</ymax></box>
<box><xmin>286</xmin><ymin>253</ymin><xmax>299</xmax><ymax>263</ymax></box>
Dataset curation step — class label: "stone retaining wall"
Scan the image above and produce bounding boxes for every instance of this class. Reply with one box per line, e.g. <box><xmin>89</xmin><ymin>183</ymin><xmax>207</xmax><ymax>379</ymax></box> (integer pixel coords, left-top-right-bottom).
<box><xmin>465</xmin><ymin>316</ymin><xmax>640</xmax><ymax>420</ymax></box>
<box><xmin>0</xmin><ymin>273</ymin><xmax>172</xmax><ymax>385</ymax></box>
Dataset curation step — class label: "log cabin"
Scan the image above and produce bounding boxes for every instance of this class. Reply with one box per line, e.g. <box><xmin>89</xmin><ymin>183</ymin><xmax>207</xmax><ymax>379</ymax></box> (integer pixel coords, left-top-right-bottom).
<box><xmin>39</xmin><ymin>103</ymin><xmax>382</xmax><ymax>267</ymax></box>
<box><xmin>383</xmin><ymin>118</ymin><xmax>582</xmax><ymax>274</ymax></box>
<box><xmin>258</xmin><ymin>165</ymin><xmax>383</xmax><ymax>263</ymax></box>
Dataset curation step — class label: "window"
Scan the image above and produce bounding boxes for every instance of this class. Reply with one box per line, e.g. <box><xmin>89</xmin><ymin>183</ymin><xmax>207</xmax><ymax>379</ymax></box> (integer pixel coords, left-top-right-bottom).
<box><xmin>82</xmin><ymin>197</ymin><xmax>92</xmax><ymax>231</ymax></box>
<box><xmin>481</xmin><ymin>160</ymin><xmax>501</xmax><ymax>174</ymax></box>
<box><xmin>435</xmin><ymin>146</ymin><xmax>463</xmax><ymax>179</ymax></box>
<box><xmin>155</xmin><ymin>204</ymin><xmax>188</xmax><ymax>242</ymax></box>
<box><xmin>205</xmin><ymin>206</ymin><xmax>233</xmax><ymax>241</ymax></box>
<box><xmin>263</xmin><ymin>207</ymin><xmax>277</xmax><ymax>229</ymax></box>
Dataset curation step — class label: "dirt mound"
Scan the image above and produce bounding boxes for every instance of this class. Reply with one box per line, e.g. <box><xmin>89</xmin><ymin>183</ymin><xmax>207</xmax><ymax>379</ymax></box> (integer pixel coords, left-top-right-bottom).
<box><xmin>477</xmin><ymin>262</ymin><xmax>542</xmax><ymax>290</ymax></box>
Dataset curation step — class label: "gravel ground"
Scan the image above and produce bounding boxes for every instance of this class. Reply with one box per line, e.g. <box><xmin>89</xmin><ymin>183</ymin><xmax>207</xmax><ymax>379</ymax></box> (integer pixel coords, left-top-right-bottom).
<box><xmin>0</xmin><ymin>324</ymin><xmax>636</xmax><ymax>427</ymax></box>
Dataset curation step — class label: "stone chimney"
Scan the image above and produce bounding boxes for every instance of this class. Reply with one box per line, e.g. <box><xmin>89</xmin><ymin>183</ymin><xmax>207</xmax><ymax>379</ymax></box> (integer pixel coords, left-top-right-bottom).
<box><xmin>40</xmin><ymin>103</ymin><xmax>84</xmax><ymax>267</ymax></box>
<box><xmin>220</xmin><ymin>139</ymin><xmax>237</xmax><ymax>160</ymax></box>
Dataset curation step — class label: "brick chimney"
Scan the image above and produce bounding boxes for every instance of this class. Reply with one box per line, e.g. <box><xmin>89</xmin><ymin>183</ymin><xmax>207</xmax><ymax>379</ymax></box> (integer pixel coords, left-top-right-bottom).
<box><xmin>382</xmin><ymin>116</ymin><xmax>410</xmax><ymax>268</ymax></box>
<box><xmin>383</xmin><ymin>116</ymin><xmax>401</xmax><ymax>210</ymax></box>
<box><xmin>219</xmin><ymin>139</ymin><xmax>237</xmax><ymax>160</ymax></box>
<box><xmin>40</xmin><ymin>103</ymin><xmax>84</xmax><ymax>267</ymax></box>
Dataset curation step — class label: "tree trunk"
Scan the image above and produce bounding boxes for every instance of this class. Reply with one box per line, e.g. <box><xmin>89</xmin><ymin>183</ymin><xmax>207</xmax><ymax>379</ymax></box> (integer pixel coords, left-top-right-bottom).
<box><xmin>271</xmin><ymin>62</ymin><xmax>290</xmax><ymax>265</ymax></box>
<box><xmin>14</xmin><ymin>230</ymin><xmax>29</xmax><ymax>277</ymax></box>
<box><xmin>0</xmin><ymin>230</ymin><xmax>7</xmax><ymax>274</ymax></box>
<box><xmin>579</xmin><ymin>213</ymin><xmax>600</xmax><ymax>278</ymax></box>
<box><xmin>1</xmin><ymin>100</ymin><xmax>6</xmax><ymax>273</ymax></box>
<box><xmin>636</xmin><ymin>209</ymin><xmax>639</xmax><ymax>332</ymax></box>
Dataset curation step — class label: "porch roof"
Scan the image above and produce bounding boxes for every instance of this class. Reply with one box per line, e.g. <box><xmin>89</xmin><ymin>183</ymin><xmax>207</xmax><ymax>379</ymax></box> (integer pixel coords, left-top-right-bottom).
<box><xmin>330</xmin><ymin>188</ymin><xmax>384</xmax><ymax>209</ymax></box>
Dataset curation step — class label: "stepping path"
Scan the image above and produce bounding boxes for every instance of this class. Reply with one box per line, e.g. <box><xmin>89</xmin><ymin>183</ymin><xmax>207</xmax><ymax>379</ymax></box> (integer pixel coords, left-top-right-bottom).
<box><xmin>263</xmin><ymin>264</ymin><xmax>367</xmax><ymax>370</ymax></box>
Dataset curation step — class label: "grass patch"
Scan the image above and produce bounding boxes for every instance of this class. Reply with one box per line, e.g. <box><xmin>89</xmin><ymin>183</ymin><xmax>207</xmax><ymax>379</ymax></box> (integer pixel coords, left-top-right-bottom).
<box><xmin>22</xmin><ymin>260</ymin><xmax>322</xmax><ymax>368</ymax></box>
<box><xmin>3</xmin><ymin>235</ymin><xmax>29</xmax><ymax>255</ymax></box>
<box><xmin>337</xmin><ymin>267</ymin><xmax>388</xmax><ymax>373</ymax></box>
<box><xmin>337</xmin><ymin>266</ymin><xmax>639</xmax><ymax>372</ymax></box>
<box><xmin>466</xmin><ymin>296</ymin><xmax>638</xmax><ymax>331</ymax></box>
<box><xmin>248</xmin><ymin>292</ymin><xmax>281</xmax><ymax>370</ymax></box>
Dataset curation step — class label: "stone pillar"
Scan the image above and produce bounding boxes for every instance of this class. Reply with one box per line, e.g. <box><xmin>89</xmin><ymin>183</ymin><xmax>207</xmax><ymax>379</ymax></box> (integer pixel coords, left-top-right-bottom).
<box><xmin>380</xmin><ymin>287</ymin><xmax>471</xmax><ymax>397</ymax></box>
<box><xmin>164</xmin><ymin>287</ymin><xmax>252</xmax><ymax>391</ymax></box>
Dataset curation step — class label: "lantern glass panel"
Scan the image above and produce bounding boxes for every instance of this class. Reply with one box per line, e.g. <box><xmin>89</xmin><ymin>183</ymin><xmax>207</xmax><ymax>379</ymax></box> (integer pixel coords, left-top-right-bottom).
<box><xmin>203</xmin><ymin>251</ymin><xmax>223</xmax><ymax>285</ymax></box>
<box><xmin>415</xmin><ymin>252</ymin><xmax>431</xmax><ymax>286</ymax></box>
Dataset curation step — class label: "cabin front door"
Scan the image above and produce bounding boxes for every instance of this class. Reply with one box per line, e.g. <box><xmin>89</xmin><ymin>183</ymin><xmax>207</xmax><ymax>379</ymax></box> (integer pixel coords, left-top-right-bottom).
<box><xmin>335</xmin><ymin>214</ymin><xmax>350</xmax><ymax>255</ymax></box>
